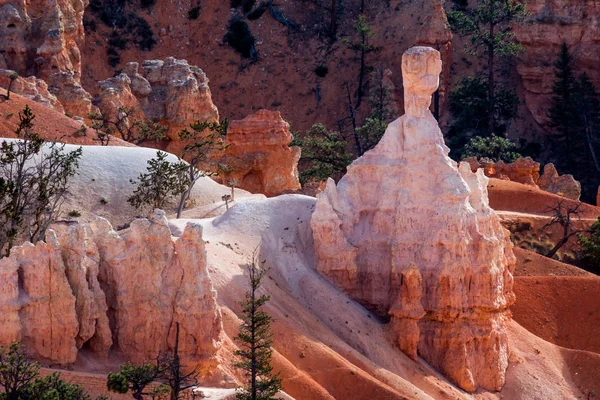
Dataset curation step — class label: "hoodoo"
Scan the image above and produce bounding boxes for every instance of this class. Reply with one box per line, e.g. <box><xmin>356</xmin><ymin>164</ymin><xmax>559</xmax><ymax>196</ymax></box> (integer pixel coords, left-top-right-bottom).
<box><xmin>311</xmin><ymin>46</ymin><xmax>516</xmax><ymax>392</ymax></box>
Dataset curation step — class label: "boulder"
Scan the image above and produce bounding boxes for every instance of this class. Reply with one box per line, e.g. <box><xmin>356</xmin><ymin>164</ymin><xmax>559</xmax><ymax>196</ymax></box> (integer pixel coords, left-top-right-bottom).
<box><xmin>218</xmin><ymin>110</ymin><xmax>301</xmax><ymax>197</ymax></box>
<box><xmin>311</xmin><ymin>47</ymin><xmax>516</xmax><ymax>392</ymax></box>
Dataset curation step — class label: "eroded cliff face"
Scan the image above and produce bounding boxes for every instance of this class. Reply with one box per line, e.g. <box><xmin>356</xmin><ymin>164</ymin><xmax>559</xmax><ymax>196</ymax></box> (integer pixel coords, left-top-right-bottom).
<box><xmin>0</xmin><ymin>211</ymin><xmax>222</xmax><ymax>368</ymax></box>
<box><xmin>94</xmin><ymin>58</ymin><xmax>219</xmax><ymax>153</ymax></box>
<box><xmin>515</xmin><ymin>0</ymin><xmax>600</xmax><ymax>127</ymax></box>
<box><xmin>218</xmin><ymin>110</ymin><xmax>301</xmax><ymax>197</ymax></box>
<box><xmin>0</xmin><ymin>0</ymin><xmax>86</xmax><ymax>80</ymax></box>
<box><xmin>311</xmin><ymin>47</ymin><xmax>516</xmax><ymax>392</ymax></box>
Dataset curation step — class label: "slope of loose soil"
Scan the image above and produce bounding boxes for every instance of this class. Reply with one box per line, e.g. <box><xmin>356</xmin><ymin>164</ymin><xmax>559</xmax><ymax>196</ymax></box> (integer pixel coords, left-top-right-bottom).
<box><xmin>513</xmin><ymin>247</ymin><xmax>593</xmax><ymax>277</ymax></box>
<box><xmin>511</xmin><ymin>276</ymin><xmax>600</xmax><ymax>355</ymax></box>
<box><xmin>0</xmin><ymin>91</ymin><xmax>131</xmax><ymax>146</ymax></box>
<box><xmin>167</xmin><ymin>195</ymin><xmax>600</xmax><ymax>399</ymax></box>
<box><xmin>488</xmin><ymin>179</ymin><xmax>600</xmax><ymax>217</ymax></box>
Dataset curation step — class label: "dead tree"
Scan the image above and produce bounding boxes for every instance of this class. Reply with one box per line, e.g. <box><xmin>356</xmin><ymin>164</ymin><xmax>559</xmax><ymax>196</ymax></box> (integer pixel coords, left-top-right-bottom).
<box><xmin>542</xmin><ymin>200</ymin><xmax>590</xmax><ymax>258</ymax></box>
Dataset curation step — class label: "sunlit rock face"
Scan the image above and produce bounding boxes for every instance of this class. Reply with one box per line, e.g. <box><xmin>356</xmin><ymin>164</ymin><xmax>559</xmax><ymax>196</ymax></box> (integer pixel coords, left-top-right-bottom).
<box><xmin>0</xmin><ymin>212</ymin><xmax>223</xmax><ymax>370</ymax></box>
<box><xmin>311</xmin><ymin>46</ymin><xmax>516</xmax><ymax>392</ymax></box>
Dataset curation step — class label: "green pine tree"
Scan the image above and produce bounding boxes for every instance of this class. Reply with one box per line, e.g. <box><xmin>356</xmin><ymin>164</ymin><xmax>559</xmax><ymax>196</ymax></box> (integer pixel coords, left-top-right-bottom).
<box><xmin>234</xmin><ymin>258</ymin><xmax>282</xmax><ymax>400</ymax></box>
<box><xmin>573</xmin><ymin>73</ymin><xmax>600</xmax><ymax>174</ymax></box>
<box><xmin>448</xmin><ymin>0</ymin><xmax>527</xmax><ymax>135</ymax></box>
<box><xmin>547</xmin><ymin>42</ymin><xmax>579</xmax><ymax>168</ymax></box>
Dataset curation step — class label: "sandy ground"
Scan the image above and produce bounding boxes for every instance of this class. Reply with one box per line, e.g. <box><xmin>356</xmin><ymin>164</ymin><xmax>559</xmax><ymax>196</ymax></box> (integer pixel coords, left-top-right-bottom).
<box><xmin>169</xmin><ymin>195</ymin><xmax>600</xmax><ymax>400</ymax></box>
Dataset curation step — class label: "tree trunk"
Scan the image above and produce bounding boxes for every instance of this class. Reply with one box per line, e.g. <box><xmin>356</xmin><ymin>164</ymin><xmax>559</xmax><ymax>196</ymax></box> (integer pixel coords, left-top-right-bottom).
<box><xmin>7</xmin><ymin>78</ymin><xmax>14</xmax><ymax>100</ymax></box>
<box><xmin>546</xmin><ymin>230</ymin><xmax>587</xmax><ymax>258</ymax></box>
<box><xmin>488</xmin><ymin>22</ymin><xmax>495</xmax><ymax>136</ymax></box>
<box><xmin>356</xmin><ymin>38</ymin><xmax>366</xmax><ymax>109</ymax></box>
<box><xmin>330</xmin><ymin>0</ymin><xmax>337</xmax><ymax>38</ymax></box>
<box><xmin>346</xmin><ymin>83</ymin><xmax>362</xmax><ymax>156</ymax></box>
<box><xmin>583</xmin><ymin>114</ymin><xmax>600</xmax><ymax>172</ymax></box>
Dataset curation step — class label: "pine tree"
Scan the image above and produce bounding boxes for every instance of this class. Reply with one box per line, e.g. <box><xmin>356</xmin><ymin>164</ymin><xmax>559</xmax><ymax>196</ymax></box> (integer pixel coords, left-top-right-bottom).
<box><xmin>234</xmin><ymin>258</ymin><xmax>282</xmax><ymax>400</ymax></box>
<box><xmin>548</xmin><ymin>42</ymin><xmax>579</xmax><ymax>168</ymax></box>
<box><xmin>573</xmin><ymin>73</ymin><xmax>600</xmax><ymax>174</ymax></box>
<box><xmin>448</xmin><ymin>0</ymin><xmax>527</xmax><ymax>135</ymax></box>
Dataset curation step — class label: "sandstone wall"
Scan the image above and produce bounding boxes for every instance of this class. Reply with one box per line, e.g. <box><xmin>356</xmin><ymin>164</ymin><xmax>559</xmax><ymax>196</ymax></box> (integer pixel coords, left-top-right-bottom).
<box><xmin>0</xmin><ymin>211</ymin><xmax>223</xmax><ymax>369</ymax></box>
<box><xmin>515</xmin><ymin>0</ymin><xmax>600</xmax><ymax>127</ymax></box>
<box><xmin>311</xmin><ymin>47</ymin><xmax>516</xmax><ymax>392</ymax></box>
<box><xmin>218</xmin><ymin>110</ymin><xmax>301</xmax><ymax>197</ymax></box>
<box><xmin>0</xmin><ymin>0</ymin><xmax>86</xmax><ymax>80</ymax></box>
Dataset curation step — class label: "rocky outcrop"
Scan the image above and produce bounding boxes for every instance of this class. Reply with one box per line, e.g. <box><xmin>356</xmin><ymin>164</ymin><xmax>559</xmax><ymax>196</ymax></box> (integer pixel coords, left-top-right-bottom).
<box><xmin>465</xmin><ymin>157</ymin><xmax>581</xmax><ymax>200</ymax></box>
<box><xmin>0</xmin><ymin>0</ymin><xmax>86</xmax><ymax>80</ymax></box>
<box><xmin>538</xmin><ymin>163</ymin><xmax>581</xmax><ymax>201</ymax></box>
<box><xmin>94</xmin><ymin>58</ymin><xmax>219</xmax><ymax>153</ymax></box>
<box><xmin>0</xmin><ymin>69</ymin><xmax>64</xmax><ymax>113</ymax></box>
<box><xmin>514</xmin><ymin>0</ymin><xmax>600</xmax><ymax>127</ymax></box>
<box><xmin>217</xmin><ymin>110</ymin><xmax>301</xmax><ymax>197</ymax></box>
<box><xmin>47</xmin><ymin>71</ymin><xmax>95</xmax><ymax>119</ymax></box>
<box><xmin>464</xmin><ymin>157</ymin><xmax>540</xmax><ymax>186</ymax></box>
<box><xmin>0</xmin><ymin>212</ymin><xmax>223</xmax><ymax>367</ymax></box>
<box><xmin>311</xmin><ymin>47</ymin><xmax>516</xmax><ymax>392</ymax></box>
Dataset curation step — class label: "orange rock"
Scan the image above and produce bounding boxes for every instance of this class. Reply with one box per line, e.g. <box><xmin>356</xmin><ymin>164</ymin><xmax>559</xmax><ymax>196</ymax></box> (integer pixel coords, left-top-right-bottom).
<box><xmin>311</xmin><ymin>47</ymin><xmax>515</xmax><ymax>392</ymax></box>
<box><xmin>0</xmin><ymin>212</ymin><xmax>223</xmax><ymax>368</ymax></box>
<box><xmin>218</xmin><ymin>110</ymin><xmax>301</xmax><ymax>197</ymax></box>
<box><xmin>0</xmin><ymin>69</ymin><xmax>64</xmax><ymax>113</ymax></box>
<box><xmin>465</xmin><ymin>156</ymin><xmax>540</xmax><ymax>186</ymax></box>
<box><xmin>94</xmin><ymin>58</ymin><xmax>219</xmax><ymax>152</ymax></box>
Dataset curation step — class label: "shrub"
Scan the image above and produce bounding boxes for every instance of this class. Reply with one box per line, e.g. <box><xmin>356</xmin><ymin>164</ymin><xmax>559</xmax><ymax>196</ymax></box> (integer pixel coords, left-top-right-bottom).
<box><xmin>224</xmin><ymin>18</ymin><xmax>257</xmax><ymax>59</ymax></box>
<box><xmin>68</xmin><ymin>210</ymin><xmax>82</xmax><ymax>217</ymax></box>
<box><xmin>188</xmin><ymin>5</ymin><xmax>200</xmax><ymax>19</ymax></box>
<box><xmin>314</xmin><ymin>65</ymin><xmax>329</xmax><ymax>78</ymax></box>
<box><xmin>460</xmin><ymin>134</ymin><xmax>522</xmax><ymax>163</ymax></box>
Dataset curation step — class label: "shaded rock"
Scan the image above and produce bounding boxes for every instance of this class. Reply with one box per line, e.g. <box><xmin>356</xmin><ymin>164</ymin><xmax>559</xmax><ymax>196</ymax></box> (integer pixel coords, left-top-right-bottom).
<box><xmin>0</xmin><ymin>69</ymin><xmax>64</xmax><ymax>112</ymax></box>
<box><xmin>47</xmin><ymin>71</ymin><xmax>95</xmax><ymax>119</ymax></box>
<box><xmin>311</xmin><ymin>47</ymin><xmax>515</xmax><ymax>392</ymax></box>
<box><xmin>218</xmin><ymin>110</ymin><xmax>301</xmax><ymax>197</ymax></box>
<box><xmin>538</xmin><ymin>163</ymin><xmax>581</xmax><ymax>201</ymax></box>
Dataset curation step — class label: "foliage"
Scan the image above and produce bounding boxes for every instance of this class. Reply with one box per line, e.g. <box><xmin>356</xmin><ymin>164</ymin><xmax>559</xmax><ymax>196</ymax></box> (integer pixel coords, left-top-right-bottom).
<box><xmin>0</xmin><ymin>342</ymin><xmax>103</xmax><ymax>400</ymax></box>
<box><xmin>296</xmin><ymin>124</ymin><xmax>353</xmax><ymax>184</ymax></box>
<box><xmin>4</xmin><ymin>72</ymin><xmax>18</xmax><ymax>100</ymax></box>
<box><xmin>0</xmin><ymin>342</ymin><xmax>39</xmax><ymax>399</ymax></box>
<box><xmin>547</xmin><ymin>43</ymin><xmax>600</xmax><ymax>202</ymax></box>
<box><xmin>175</xmin><ymin>120</ymin><xmax>229</xmax><ymax>218</ymax></box>
<box><xmin>158</xmin><ymin>323</ymin><xmax>199</xmax><ymax>400</ymax></box>
<box><xmin>88</xmin><ymin>0</ymin><xmax>156</xmax><ymax>67</ymax></box>
<box><xmin>89</xmin><ymin>107</ymin><xmax>168</xmax><ymax>145</ymax></box>
<box><xmin>460</xmin><ymin>134</ymin><xmax>522</xmax><ymax>162</ymax></box>
<box><xmin>448</xmin><ymin>0</ymin><xmax>527</xmax><ymax>135</ymax></box>
<box><xmin>341</xmin><ymin>15</ymin><xmax>381</xmax><ymax>108</ymax></box>
<box><xmin>188</xmin><ymin>5</ymin><xmax>201</xmax><ymax>19</ymax></box>
<box><xmin>107</xmin><ymin>362</ymin><xmax>165</xmax><ymax>400</ymax></box>
<box><xmin>234</xmin><ymin>257</ymin><xmax>282</xmax><ymax>400</ymax></box>
<box><xmin>128</xmin><ymin>151</ymin><xmax>188</xmax><ymax>211</ymax></box>
<box><xmin>0</xmin><ymin>106</ymin><xmax>82</xmax><ymax>256</ymax></box>
<box><xmin>446</xmin><ymin>76</ymin><xmax>519</xmax><ymax>158</ymax></box>
<box><xmin>224</xmin><ymin>18</ymin><xmax>257</xmax><ymax>59</ymax></box>
<box><xmin>578</xmin><ymin>217</ymin><xmax>600</xmax><ymax>271</ymax></box>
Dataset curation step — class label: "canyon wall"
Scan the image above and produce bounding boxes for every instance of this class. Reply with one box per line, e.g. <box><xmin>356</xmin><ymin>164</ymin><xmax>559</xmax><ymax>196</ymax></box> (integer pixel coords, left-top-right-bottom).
<box><xmin>0</xmin><ymin>0</ymin><xmax>87</xmax><ymax>89</ymax></box>
<box><xmin>311</xmin><ymin>47</ymin><xmax>516</xmax><ymax>392</ymax></box>
<box><xmin>515</xmin><ymin>0</ymin><xmax>600</xmax><ymax>127</ymax></box>
<box><xmin>0</xmin><ymin>210</ymin><xmax>222</xmax><ymax>368</ymax></box>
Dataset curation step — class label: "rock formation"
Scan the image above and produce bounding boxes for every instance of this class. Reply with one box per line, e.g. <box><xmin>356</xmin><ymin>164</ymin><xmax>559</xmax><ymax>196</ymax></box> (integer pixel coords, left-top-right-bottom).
<box><xmin>538</xmin><ymin>163</ymin><xmax>581</xmax><ymax>201</ymax></box>
<box><xmin>464</xmin><ymin>156</ymin><xmax>540</xmax><ymax>186</ymax></box>
<box><xmin>465</xmin><ymin>157</ymin><xmax>581</xmax><ymax>200</ymax></box>
<box><xmin>47</xmin><ymin>71</ymin><xmax>95</xmax><ymax>119</ymax></box>
<box><xmin>311</xmin><ymin>47</ymin><xmax>516</xmax><ymax>392</ymax></box>
<box><xmin>217</xmin><ymin>110</ymin><xmax>301</xmax><ymax>197</ymax></box>
<box><xmin>0</xmin><ymin>0</ymin><xmax>86</xmax><ymax>80</ymax></box>
<box><xmin>514</xmin><ymin>0</ymin><xmax>600</xmax><ymax>128</ymax></box>
<box><xmin>94</xmin><ymin>58</ymin><xmax>219</xmax><ymax>152</ymax></box>
<box><xmin>0</xmin><ymin>69</ymin><xmax>64</xmax><ymax>113</ymax></box>
<box><xmin>0</xmin><ymin>211</ymin><xmax>223</xmax><ymax>367</ymax></box>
